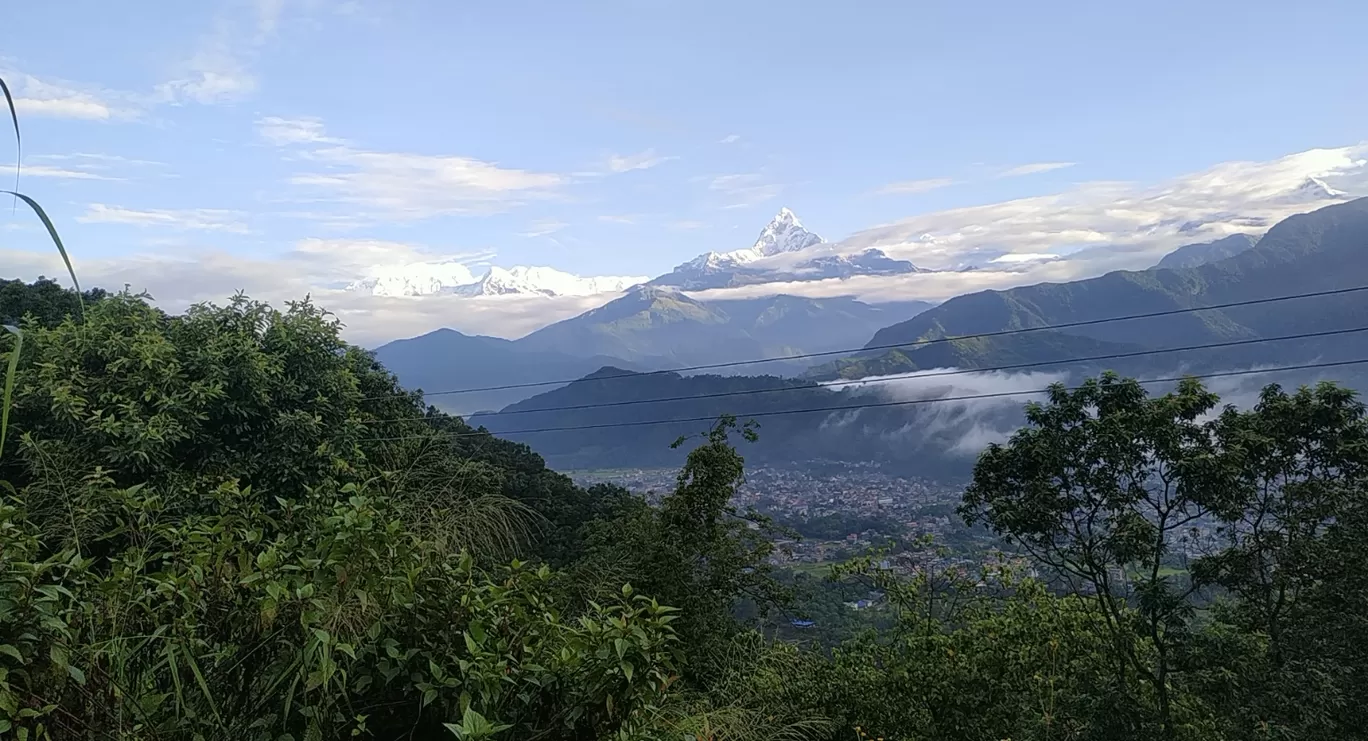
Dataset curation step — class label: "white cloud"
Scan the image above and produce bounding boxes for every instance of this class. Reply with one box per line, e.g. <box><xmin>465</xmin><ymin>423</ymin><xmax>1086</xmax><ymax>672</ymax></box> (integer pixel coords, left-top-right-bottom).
<box><xmin>79</xmin><ymin>204</ymin><xmax>249</xmax><ymax>233</ymax></box>
<box><xmin>989</xmin><ymin>252</ymin><xmax>1058</xmax><ymax>264</ymax></box>
<box><xmin>287</xmin><ymin>145</ymin><xmax>565</xmax><ymax>220</ymax></box>
<box><xmin>32</xmin><ymin>153</ymin><xmax>165</xmax><ymax>167</ymax></box>
<box><xmin>669</xmin><ymin>220</ymin><xmax>707</xmax><ymax>230</ymax></box>
<box><xmin>874</xmin><ymin>177</ymin><xmax>954</xmax><ymax>195</ymax></box>
<box><xmin>0</xmin><ymin>241</ymin><xmax>612</xmax><ymax>345</ymax></box>
<box><xmin>597</xmin><ymin>214</ymin><xmax>638</xmax><ymax>224</ymax></box>
<box><xmin>606</xmin><ymin>149</ymin><xmax>675</xmax><ymax>173</ymax></box>
<box><xmin>996</xmin><ymin>162</ymin><xmax>1076</xmax><ymax>178</ymax></box>
<box><xmin>2</xmin><ymin>164</ymin><xmax>122</xmax><ymax>181</ymax></box>
<box><xmin>9</xmin><ymin>141</ymin><xmax>1365</xmax><ymax>348</ymax></box>
<box><xmin>840</xmin><ymin>143</ymin><xmax>1368</xmax><ymax>274</ymax></box>
<box><xmin>719</xmin><ymin>134</ymin><xmax>741</xmax><ymax>144</ymax></box>
<box><xmin>157</xmin><ymin>0</ymin><xmax>286</xmax><ymax>105</ymax></box>
<box><xmin>256</xmin><ymin>116</ymin><xmax>342</xmax><ymax>145</ymax></box>
<box><xmin>1</xmin><ymin>72</ymin><xmax>136</xmax><ymax>121</ymax></box>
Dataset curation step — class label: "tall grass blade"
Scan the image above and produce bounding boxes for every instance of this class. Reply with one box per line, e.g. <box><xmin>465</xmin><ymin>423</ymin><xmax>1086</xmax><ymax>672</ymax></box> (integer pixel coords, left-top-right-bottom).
<box><xmin>2</xmin><ymin>190</ymin><xmax>82</xmax><ymax>320</ymax></box>
<box><xmin>0</xmin><ymin>76</ymin><xmax>18</xmax><ymax>211</ymax></box>
<box><xmin>0</xmin><ymin>325</ymin><xmax>20</xmax><ymax>461</ymax></box>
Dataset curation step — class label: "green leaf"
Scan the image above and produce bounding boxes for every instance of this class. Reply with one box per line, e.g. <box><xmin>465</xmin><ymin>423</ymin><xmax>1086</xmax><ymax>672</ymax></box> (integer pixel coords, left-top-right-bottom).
<box><xmin>65</xmin><ymin>664</ymin><xmax>86</xmax><ymax>685</ymax></box>
<box><xmin>0</xmin><ymin>76</ymin><xmax>19</xmax><ymax>205</ymax></box>
<box><xmin>1</xmin><ymin>192</ymin><xmax>81</xmax><ymax>320</ymax></box>
<box><xmin>0</xmin><ymin>325</ymin><xmax>21</xmax><ymax>461</ymax></box>
<box><xmin>620</xmin><ymin>660</ymin><xmax>634</xmax><ymax>682</ymax></box>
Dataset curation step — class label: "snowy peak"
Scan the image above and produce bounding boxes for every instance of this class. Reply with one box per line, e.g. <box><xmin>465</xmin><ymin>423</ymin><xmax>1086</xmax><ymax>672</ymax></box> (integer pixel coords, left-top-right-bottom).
<box><xmin>750</xmin><ymin>207</ymin><xmax>824</xmax><ymax>257</ymax></box>
<box><xmin>1282</xmin><ymin>176</ymin><xmax>1348</xmax><ymax>203</ymax></box>
<box><xmin>453</xmin><ymin>266</ymin><xmax>646</xmax><ymax>297</ymax></box>
<box><xmin>345</xmin><ymin>260</ymin><xmax>477</xmax><ymax>297</ymax></box>
<box><xmin>347</xmin><ymin>262</ymin><xmax>646</xmax><ymax>298</ymax></box>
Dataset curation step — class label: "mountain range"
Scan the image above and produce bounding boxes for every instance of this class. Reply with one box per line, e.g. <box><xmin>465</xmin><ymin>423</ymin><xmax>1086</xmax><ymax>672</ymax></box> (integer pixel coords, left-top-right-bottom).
<box><xmin>646</xmin><ymin>207</ymin><xmax>928</xmax><ymax>290</ymax></box>
<box><xmin>348</xmin><ymin>208</ymin><xmax>928</xmax><ymax>298</ymax></box>
<box><xmin>813</xmin><ymin>197</ymin><xmax>1368</xmax><ymax>381</ymax></box>
<box><xmin>466</xmin><ymin>197</ymin><xmax>1368</xmax><ymax>474</ymax></box>
<box><xmin>347</xmin><ymin>263</ymin><xmax>645</xmax><ymax>298</ymax></box>
<box><xmin>375</xmin><ymin>290</ymin><xmax>933</xmax><ymax>414</ymax></box>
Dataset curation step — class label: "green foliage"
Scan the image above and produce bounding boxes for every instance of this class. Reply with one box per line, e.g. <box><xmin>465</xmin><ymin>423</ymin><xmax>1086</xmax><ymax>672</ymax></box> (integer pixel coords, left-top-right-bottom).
<box><xmin>0</xmin><ymin>278</ymin><xmax>106</xmax><ymax>329</ymax></box>
<box><xmin>0</xmin><ymin>474</ymin><xmax>686</xmax><ymax>739</ymax></box>
<box><xmin>834</xmin><ymin>197</ymin><xmax>1368</xmax><ymax>378</ymax></box>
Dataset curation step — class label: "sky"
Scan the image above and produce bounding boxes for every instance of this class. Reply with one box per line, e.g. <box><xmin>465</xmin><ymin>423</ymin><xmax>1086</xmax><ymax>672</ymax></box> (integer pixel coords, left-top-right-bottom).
<box><xmin>3</xmin><ymin>0</ymin><xmax>1368</xmax><ymax>344</ymax></box>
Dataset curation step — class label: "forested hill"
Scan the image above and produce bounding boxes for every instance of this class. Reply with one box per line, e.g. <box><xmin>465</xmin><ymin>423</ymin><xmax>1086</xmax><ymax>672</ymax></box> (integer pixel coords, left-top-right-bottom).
<box><xmin>7</xmin><ymin>276</ymin><xmax>1368</xmax><ymax>739</ymax></box>
<box><xmin>471</xmin><ymin>366</ymin><xmax>1017</xmax><ymax>476</ymax></box>
<box><xmin>813</xmin><ymin>197</ymin><xmax>1368</xmax><ymax>380</ymax></box>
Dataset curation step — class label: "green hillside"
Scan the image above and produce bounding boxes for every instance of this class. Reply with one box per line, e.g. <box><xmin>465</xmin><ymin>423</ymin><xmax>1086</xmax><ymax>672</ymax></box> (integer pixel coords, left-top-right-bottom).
<box><xmin>830</xmin><ymin>197</ymin><xmax>1368</xmax><ymax>377</ymax></box>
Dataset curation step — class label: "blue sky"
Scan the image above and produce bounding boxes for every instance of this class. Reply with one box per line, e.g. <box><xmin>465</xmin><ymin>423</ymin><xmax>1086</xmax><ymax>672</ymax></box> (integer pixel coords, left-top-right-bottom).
<box><xmin>3</xmin><ymin>0</ymin><xmax>1367</xmax><ymax>341</ymax></box>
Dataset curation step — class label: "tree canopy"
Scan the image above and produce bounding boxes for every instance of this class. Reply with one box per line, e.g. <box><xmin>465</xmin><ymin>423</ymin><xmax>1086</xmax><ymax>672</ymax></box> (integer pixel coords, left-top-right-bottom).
<box><xmin>2</xmin><ymin>279</ymin><xmax>1368</xmax><ymax>741</ymax></box>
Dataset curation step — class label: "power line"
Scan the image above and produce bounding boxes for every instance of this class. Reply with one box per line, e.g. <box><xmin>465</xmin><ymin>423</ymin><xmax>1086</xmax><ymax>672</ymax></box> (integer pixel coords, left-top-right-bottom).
<box><xmin>359</xmin><ymin>357</ymin><xmax>1368</xmax><ymax>443</ymax></box>
<box><xmin>367</xmin><ymin>284</ymin><xmax>1368</xmax><ymax>400</ymax></box>
<box><xmin>359</xmin><ymin>325</ymin><xmax>1368</xmax><ymax>424</ymax></box>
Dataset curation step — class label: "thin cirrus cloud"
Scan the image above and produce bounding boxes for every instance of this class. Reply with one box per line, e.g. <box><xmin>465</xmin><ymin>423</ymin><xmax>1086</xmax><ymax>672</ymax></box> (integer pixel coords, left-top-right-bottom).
<box><xmin>709</xmin><ymin>173</ymin><xmax>783</xmax><ymax>209</ymax></box>
<box><xmin>255</xmin><ymin>116</ymin><xmax>343</xmax><ymax>146</ymax></box>
<box><xmin>873</xmin><ymin>177</ymin><xmax>955</xmax><ymax>196</ymax></box>
<box><xmin>605</xmin><ymin>148</ymin><xmax>676</xmax><ymax>173</ymax></box>
<box><xmin>78</xmin><ymin>204</ymin><xmax>250</xmax><ymax>233</ymax></box>
<box><xmin>996</xmin><ymin>162</ymin><xmax>1077</xmax><ymax>178</ymax></box>
<box><xmin>519</xmin><ymin>219</ymin><xmax>568</xmax><ymax>237</ymax></box>
<box><xmin>288</xmin><ymin>146</ymin><xmax>566</xmax><ymax>220</ymax></box>
<box><xmin>2</xmin><ymin>164</ymin><xmax>124</xmax><ymax>181</ymax></box>
<box><xmin>259</xmin><ymin>115</ymin><xmax>567</xmax><ymax>220</ymax></box>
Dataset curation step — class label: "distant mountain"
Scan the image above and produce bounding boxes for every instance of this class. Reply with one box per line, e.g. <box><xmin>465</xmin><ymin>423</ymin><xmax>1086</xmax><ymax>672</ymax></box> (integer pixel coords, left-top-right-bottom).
<box><xmin>449</xmin><ymin>266</ymin><xmax>646</xmax><ymax>297</ymax></box>
<box><xmin>372</xmin><ymin>328</ymin><xmax>642</xmax><ymax>415</ymax></box>
<box><xmin>650</xmin><ymin>208</ymin><xmax>928</xmax><ymax>290</ymax></box>
<box><xmin>348</xmin><ymin>262</ymin><xmax>645</xmax><ymax>298</ymax></box>
<box><xmin>813</xmin><ymin>197</ymin><xmax>1368</xmax><ymax>380</ymax></box>
<box><xmin>346</xmin><ymin>260</ymin><xmax>477</xmax><ymax>297</ymax></box>
<box><xmin>1153</xmin><ymin>234</ymin><xmax>1259</xmax><ymax>269</ymax></box>
<box><xmin>474</xmin><ymin>199</ymin><xmax>1368</xmax><ymax>476</ymax></box>
<box><xmin>470</xmin><ymin>368</ymin><xmax>987</xmax><ymax>477</ymax></box>
<box><xmin>516</xmin><ymin>286</ymin><xmax>932</xmax><ymax>371</ymax></box>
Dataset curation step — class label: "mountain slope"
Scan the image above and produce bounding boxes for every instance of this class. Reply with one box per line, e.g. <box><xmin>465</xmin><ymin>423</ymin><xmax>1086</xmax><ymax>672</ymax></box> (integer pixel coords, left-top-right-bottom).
<box><xmin>650</xmin><ymin>208</ymin><xmax>927</xmax><ymax>289</ymax></box>
<box><xmin>373</xmin><ymin>328</ymin><xmax>641</xmax><ymax>414</ymax></box>
<box><xmin>515</xmin><ymin>287</ymin><xmax>932</xmax><ymax>370</ymax></box>
<box><xmin>470</xmin><ymin>367</ymin><xmax>986</xmax><ymax>476</ymax></box>
<box><xmin>826</xmin><ymin>198</ymin><xmax>1368</xmax><ymax>379</ymax></box>
<box><xmin>1153</xmin><ymin>233</ymin><xmax>1259</xmax><ymax>269</ymax></box>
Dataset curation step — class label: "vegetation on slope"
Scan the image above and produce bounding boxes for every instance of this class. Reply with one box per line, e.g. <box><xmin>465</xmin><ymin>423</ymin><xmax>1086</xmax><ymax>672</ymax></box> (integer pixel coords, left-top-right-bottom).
<box><xmin>829</xmin><ymin>198</ymin><xmax>1368</xmax><ymax>377</ymax></box>
<box><xmin>5</xmin><ymin>276</ymin><xmax>1368</xmax><ymax>741</ymax></box>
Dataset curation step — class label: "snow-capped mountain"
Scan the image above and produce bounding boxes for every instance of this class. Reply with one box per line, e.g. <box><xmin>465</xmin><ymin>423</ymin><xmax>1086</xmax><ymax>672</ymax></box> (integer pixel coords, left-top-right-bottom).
<box><xmin>650</xmin><ymin>207</ymin><xmax>926</xmax><ymax>290</ymax></box>
<box><xmin>1280</xmin><ymin>176</ymin><xmax>1348</xmax><ymax>204</ymax></box>
<box><xmin>347</xmin><ymin>262</ymin><xmax>646</xmax><ymax>298</ymax></box>
<box><xmin>675</xmin><ymin>207</ymin><xmax>824</xmax><ymax>273</ymax></box>
<box><xmin>450</xmin><ymin>266</ymin><xmax>647</xmax><ymax>297</ymax></box>
<box><xmin>345</xmin><ymin>260</ymin><xmax>477</xmax><ymax>297</ymax></box>
<box><xmin>746</xmin><ymin>206</ymin><xmax>826</xmax><ymax>259</ymax></box>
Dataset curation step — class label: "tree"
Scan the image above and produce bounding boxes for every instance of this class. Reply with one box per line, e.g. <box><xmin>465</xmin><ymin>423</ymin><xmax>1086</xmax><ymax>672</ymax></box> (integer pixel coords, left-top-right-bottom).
<box><xmin>961</xmin><ymin>373</ymin><xmax>1233</xmax><ymax>740</ymax></box>
<box><xmin>585</xmin><ymin>416</ymin><xmax>791</xmax><ymax>679</ymax></box>
<box><xmin>0</xmin><ymin>277</ymin><xmax>106</xmax><ymax>328</ymax></box>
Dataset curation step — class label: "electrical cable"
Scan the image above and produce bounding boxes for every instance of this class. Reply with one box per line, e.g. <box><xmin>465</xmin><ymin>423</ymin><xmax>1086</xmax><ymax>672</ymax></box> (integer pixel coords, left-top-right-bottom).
<box><xmin>362</xmin><ymin>284</ymin><xmax>1368</xmax><ymax>400</ymax></box>
<box><xmin>358</xmin><ymin>356</ymin><xmax>1368</xmax><ymax>443</ymax></box>
<box><xmin>358</xmin><ymin>324</ymin><xmax>1368</xmax><ymax>424</ymax></box>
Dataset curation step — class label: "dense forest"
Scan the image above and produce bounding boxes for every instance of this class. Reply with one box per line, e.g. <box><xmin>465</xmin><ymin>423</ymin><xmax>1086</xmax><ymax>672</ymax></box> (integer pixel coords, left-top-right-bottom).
<box><xmin>4</xmin><ymin>275</ymin><xmax>1368</xmax><ymax>741</ymax></box>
